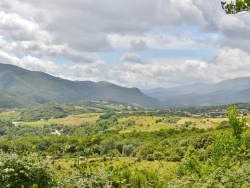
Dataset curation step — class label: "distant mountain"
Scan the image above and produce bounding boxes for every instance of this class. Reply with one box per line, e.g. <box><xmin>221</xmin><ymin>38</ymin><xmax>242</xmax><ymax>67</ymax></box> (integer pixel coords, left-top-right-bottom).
<box><xmin>143</xmin><ymin>83</ymin><xmax>210</xmax><ymax>101</ymax></box>
<box><xmin>4</xmin><ymin>62</ymin><xmax>250</xmax><ymax>108</ymax></box>
<box><xmin>0</xmin><ymin>89</ymin><xmax>35</xmax><ymax>108</ymax></box>
<box><xmin>143</xmin><ymin>77</ymin><xmax>250</xmax><ymax>107</ymax></box>
<box><xmin>0</xmin><ymin>63</ymin><xmax>162</xmax><ymax>108</ymax></box>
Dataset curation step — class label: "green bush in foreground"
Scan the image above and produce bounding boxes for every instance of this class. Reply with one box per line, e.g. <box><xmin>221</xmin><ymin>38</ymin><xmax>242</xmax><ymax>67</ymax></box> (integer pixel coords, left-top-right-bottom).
<box><xmin>0</xmin><ymin>153</ymin><xmax>57</xmax><ymax>188</ymax></box>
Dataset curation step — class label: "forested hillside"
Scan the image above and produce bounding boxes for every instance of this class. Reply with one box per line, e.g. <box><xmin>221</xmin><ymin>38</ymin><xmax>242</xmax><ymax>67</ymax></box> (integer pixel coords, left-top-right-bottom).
<box><xmin>0</xmin><ymin>63</ymin><xmax>162</xmax><ymax>108</ymax></box>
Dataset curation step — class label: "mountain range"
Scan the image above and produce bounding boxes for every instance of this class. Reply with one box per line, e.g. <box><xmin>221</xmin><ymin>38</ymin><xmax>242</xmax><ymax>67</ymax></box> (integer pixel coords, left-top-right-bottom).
<box><xmin>1</xmin><ymin>62</ymin><xmax>250</xmax><ymax>108</ymax></box>
<box><xmin>143</xmin><ymin>77</ymin><xmax>250</xmax><ymax>107</ymax></box>
<box><xmin>0</xmin><ymin>63</ymin><xmax>161</xmax><ymax>108</ymax></box>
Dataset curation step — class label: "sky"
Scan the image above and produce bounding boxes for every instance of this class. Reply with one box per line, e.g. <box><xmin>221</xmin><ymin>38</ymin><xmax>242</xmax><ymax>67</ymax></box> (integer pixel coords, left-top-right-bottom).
<box><xmin>0</xmin><ymin>0</ymin><xmax>250</xmax><ymax>89</ymax></box>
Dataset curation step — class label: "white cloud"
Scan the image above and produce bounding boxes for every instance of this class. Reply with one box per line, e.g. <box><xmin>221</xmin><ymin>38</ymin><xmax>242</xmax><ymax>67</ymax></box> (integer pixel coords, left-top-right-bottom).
<box><xmin>8</xmin><ymin>0</ymin><xmax>210</xmax><ymax>52</ymax></box>
<box><xmin>120</xmin><ymin>53</ymin><xmax>143</xmax><ymax>63</ymax></box>
<box><xmin>108</xmin><ymin>33</ymin><xmax>199</xmax><ymax>50</ymax></box>
<box><xmin>0</xmin><ymin>11</ymin><xmax>51</xmax><ymax>42</ymax></box>
<box><xmin>0</xmin><ymin>0</ymin><xmax>250</xmax><ymax>89</ymax></box>
<box><xmin>0</xmin><ymin>11</ymin><xmax>102</xmax><ymax>64</ymax></box>
<box><xmin>130</xmin><ymin>40</ymin><xmax>148</xmax><ymax>51</ymax></box>
<box><xmin>2</xmin><ymin>46</ymin><xmax>250</xmax><ymax>88</ymax></box>
<box><xmin>207</xmin><ymin>48</ymin><xmax>250</xmax><ymax>81</ymax></box>
<box><xmin>0</xmin><ymin>51</ymin><xmax>106</xmax><ymax>81</ymax></box>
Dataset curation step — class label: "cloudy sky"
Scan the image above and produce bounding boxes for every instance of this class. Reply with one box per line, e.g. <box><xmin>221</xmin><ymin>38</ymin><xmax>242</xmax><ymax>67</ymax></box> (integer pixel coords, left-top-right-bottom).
<box><xmin>0</xmin><ymin>0</ymin><xmax>250</xmax><ymax>88</ymax></box>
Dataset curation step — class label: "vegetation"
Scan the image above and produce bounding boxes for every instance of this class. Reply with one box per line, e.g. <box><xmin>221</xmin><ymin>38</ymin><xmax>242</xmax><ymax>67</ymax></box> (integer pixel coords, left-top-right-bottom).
<box><xmin>0</xmin><ymin>63</ymin><xmax>162</xmax><ymax>108</ymax></box>
<box><xmin>227</xmin><ymin>105</ymin><xmax>247</xmax><ymax>139</ymax></box>
<box><xmin>0</xmin><ymin>103</ymin><xmax>250</xmax><ymax>187</ymax></box>
<box><xmin>222</xmin><ymin>0</ymin><xmax>250</xmax><ymax>14</ymax></box>
<box><xmin>0</xmin><ymin>153</ymin><xmax>57</xmax><ymax>188</ymax></box>
<box><xmin>20</xmin><ymin>103</ymin><xmax>91</xmax><ymax>121</ymax></box>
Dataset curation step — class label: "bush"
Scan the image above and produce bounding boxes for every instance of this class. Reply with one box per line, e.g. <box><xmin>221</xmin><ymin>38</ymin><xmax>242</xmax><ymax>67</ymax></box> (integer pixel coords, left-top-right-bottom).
<box><xmin>99</xmin><ymin>112</ymin><xmax>116</xmax><ymax>120</ymax></box>
<box><xmin>0</xmin><ymin>152</ymin><xmax>57</xmax><ymax>188</ymax></box>
<box><xmin>146</xmin><ymin>154</ymin><xmax>155</xmax><ymax>161</ymax></box>
<box><xmin>166</xmin><ymin>147</ymin><xmax>185</xmax><ymax>162</ymax></box>
<box><xmin>122</xmin><ymin>144</ymin><xmax>134</xmax><ymax>157</ymax></box>
<box><xmin>153</xmin><ymin>151</ymin><xmax>164</xmax><ymax>160</ymax></box>
<box><xmin>169</xmin><ymin>163</ymin><xmax>250</xmax><ymax>188</ymax></box>
<box><xmin>216</xmin><ymin>120</ymin><xmax>231</xmax><ymax>130</ymax></box>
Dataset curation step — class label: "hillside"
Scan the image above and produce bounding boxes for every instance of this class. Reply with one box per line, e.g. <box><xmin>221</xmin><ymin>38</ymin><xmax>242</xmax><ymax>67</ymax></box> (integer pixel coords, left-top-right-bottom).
<box><xmin>0</xmin><ymin>89</ymin><xmax>35</xmax><ymax>108</ymax></box>
<box><xmin>144</xmin><ymin>77</ymin><xmax>250</xmax><ymax>107</ymax></box>
<box><xmin>0</xmin><ymin>63</ymin><xmax>162</xmax><ymax>108</ymax></box>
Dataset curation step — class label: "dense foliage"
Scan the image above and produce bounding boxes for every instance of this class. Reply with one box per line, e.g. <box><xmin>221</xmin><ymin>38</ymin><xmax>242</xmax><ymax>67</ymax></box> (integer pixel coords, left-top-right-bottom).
<box><xmin>0</xmin><ymin>153</ymin><xmax>57</xmax><ymax>188</ymax></box>
<box><xmin>0</xmin><ymin>104</ymin><xmax>250</xmax><ymax>187</ymax></box>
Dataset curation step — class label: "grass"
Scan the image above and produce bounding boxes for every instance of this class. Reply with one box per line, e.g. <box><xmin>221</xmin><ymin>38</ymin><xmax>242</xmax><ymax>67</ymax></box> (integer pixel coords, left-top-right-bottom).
<box><xmin>94</xmin><ymin>158</ymin><xmax>179</xmax><ymax>180</ymax></box>
<box><xmin>0</xmin><ymin>110</ymin><xmax>20</xmax><ymax>120</ymax></box>
<box><xmin>118</xmin><ymin>116</ymin><xmax>174</xmax><ymax>133</ymax></box>
<box><xmin>176</xmin><ymin>117</ymin><xmax>226</xmax><ymax>129</ymax></box>
<box><xmin>20</xmin><ymin>113</ymin><xmax>101</xmax><ymax>127</ymax></box>
<box><xmin>51</xmin><ymin>158</ymin><xmax>77</xmax><ymax>179</ymax></box>
<box><xmin>117</xmin><ymin>116</ymin><xmax>226</xmax><ymax>133</ymax></box>
<box><xmin>10</xmin><ymin>111</ymin><xmax>226</xmax><ymax>132</ymax></box>
<box><xmin>54</xmin><ymin>157</ymin><xmax>179</xmax><ymax>180</ymax></box>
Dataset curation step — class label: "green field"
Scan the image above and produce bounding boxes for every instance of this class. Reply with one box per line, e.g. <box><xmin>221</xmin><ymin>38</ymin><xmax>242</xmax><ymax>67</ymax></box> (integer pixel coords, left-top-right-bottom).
<box><xmin>0</xmin><ymin>109</ymin><xmax>20</xmax><ymax>120</ymax></box>
<box><xmin>118</xmin><ymin>116</ymin><xmax>174</xmax><ymax>133</ymax></box>
<box><xmin>20</xmin><ymin>113</ymin><xmax>101</xmax><ymax>127</ymax></box>
<box><xmin>0</xmin><ymin>110</ymin><xmax>227</xmax><ymax>131</ymax></box>
<box><xmin>176</xmin><ymin>117</ymin><xmax>227</xmax><ymax>129</ymax></box>
<box><xmin>117</xmin><ymin>116</ymin><xmax>226</xmax><ymax>133</ymax></box>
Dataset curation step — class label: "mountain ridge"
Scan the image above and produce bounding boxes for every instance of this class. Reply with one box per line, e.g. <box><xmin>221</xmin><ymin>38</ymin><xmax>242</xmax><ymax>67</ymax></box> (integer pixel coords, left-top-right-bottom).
<box><xmin>0</xmin><ymin>63</ymin><xmax>162</xmax><ymax>108</ymax></box>
<box><xmin>2</xmin><ymin>63</ymin><xmax>250</xmax><ymax>108</ymax></box>
<box><xmin>143</xmin><ymin>77</ymin><xmax>250</xmax><ymax>107</ymax></box>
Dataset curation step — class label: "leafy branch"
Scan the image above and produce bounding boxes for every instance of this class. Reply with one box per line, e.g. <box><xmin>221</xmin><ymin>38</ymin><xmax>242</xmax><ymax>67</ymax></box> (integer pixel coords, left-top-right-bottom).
<box><xmin>222</xmin><ymin>0</ymin><xmax>250</xmax><ymax>14</ymax></box>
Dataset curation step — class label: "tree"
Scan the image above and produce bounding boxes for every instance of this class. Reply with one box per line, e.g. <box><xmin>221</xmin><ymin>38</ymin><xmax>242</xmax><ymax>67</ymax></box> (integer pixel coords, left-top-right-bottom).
<box><xmin>222</xmin><ymin>0</ymin><xmax>250</xmax><ymax>14</ymax></box>
<box><xmin>227</xmin><ymin>105</ymin><xmax>247</xmax><ymax>140</ymax></box>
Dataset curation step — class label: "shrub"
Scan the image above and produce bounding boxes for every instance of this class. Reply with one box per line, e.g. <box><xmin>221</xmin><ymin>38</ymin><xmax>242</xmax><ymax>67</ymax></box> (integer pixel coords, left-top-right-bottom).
<box><xmin>153</xmin><ymin>151</ymin><xmax>164</xmax><ymax>160</ymax></box>
<box><xmin>122</xmin><ymin>144</ymin><xmax>134</xmax><ymax>157</ymax></box>
<box><xmin>0</xmin><ymin>152</ymin><xmax>57</xmax><ymax>188</ymax></box>
<box><xmin>146</xmin><ymin>154</ymin><xmax>155</xmax><ymax>161</ymax></box>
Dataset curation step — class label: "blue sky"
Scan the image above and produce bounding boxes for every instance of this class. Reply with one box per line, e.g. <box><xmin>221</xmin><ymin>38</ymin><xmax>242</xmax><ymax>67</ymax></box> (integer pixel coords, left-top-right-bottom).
<box><xmin>0</xmin><ymin>0</ymin><xmax>250</xmax><ymax>88</ymax></box>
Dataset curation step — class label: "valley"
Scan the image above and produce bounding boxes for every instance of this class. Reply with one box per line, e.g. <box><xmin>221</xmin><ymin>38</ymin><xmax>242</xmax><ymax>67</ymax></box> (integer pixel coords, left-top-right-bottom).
<box><xmin>1</xmin><ymin>0</ymin><xmax>250</xmax><ymax>187</ymax></box>
<box><xmin>1</xmin><ymin>102</ymin><xmax>250</xmax><ymax>187</ymax></box>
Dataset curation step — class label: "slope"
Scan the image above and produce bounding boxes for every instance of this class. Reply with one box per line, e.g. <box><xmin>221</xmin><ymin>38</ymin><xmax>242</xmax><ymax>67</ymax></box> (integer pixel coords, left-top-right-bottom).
<box><xmin>0</xmin><ymin>63</ymin><xmax>162</xmax><ymax>108</ymax></box>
